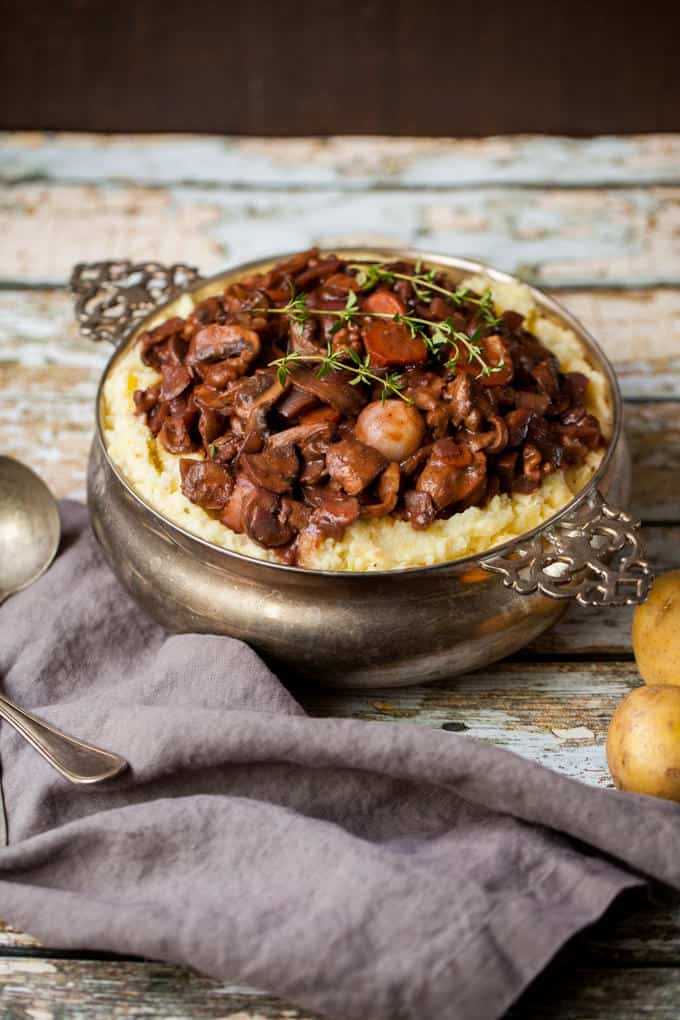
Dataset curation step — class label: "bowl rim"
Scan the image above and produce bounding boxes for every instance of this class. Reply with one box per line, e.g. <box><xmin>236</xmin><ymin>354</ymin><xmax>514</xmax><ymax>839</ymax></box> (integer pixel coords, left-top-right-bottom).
<box><xmin>94</xmin><ymin>247</ymin><xmax>622</xmax><ymax>579</ymax></box>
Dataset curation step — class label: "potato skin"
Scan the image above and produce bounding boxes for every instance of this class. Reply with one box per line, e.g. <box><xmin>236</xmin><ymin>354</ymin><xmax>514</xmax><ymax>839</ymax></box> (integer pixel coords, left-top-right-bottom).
<box><xmin>632</xmin><ymin>569</ymin><xmax>680</xmax><ymax>686</ymax></box>
<box><xmin>606</xmin><ymin>685</ymin><xmax>680</xmax><ymax>801</ymax></box>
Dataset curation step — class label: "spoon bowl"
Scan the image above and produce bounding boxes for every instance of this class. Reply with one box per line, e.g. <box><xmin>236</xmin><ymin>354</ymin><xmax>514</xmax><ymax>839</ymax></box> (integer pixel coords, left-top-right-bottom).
<box><xmin>0</xmin><ymin>456</ymin><xmax>61</xmax><ymax>602</ymax></box>
<box><xmin>0</xmin><ymin>456</ymin><xmax>127</xmax><ymax>783</ymax></box>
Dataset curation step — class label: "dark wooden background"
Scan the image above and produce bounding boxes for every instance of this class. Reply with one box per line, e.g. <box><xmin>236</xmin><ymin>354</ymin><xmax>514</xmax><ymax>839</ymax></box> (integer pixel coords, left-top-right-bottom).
<box><xmin>2</xmin><ymin>0</ymin><xmax>679</xmax><ymax>136</ymax></box>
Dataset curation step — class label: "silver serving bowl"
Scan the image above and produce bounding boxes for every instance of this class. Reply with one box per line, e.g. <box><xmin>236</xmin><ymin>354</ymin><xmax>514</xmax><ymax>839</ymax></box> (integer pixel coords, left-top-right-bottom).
<box><xmin>72</xmin><ymin>251</ymin><xmax>652</xmax><ymax>688</ymax></box>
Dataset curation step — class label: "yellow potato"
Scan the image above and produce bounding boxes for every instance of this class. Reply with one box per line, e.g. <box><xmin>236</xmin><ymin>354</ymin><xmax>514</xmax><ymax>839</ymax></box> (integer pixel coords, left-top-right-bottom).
<box><xmin>632</xmin><ymin>569</ymin><xmax>680</xmax><ymax>686</ymax></box>
<box><xmin>606</xmin><ymin>685</ymin><xmax>680</xmax><ymax>801</ymax></box>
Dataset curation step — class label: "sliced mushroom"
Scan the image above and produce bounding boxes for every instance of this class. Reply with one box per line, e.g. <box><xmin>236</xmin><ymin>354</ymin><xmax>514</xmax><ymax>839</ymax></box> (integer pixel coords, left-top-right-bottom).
<box><xmin>133</xmin><ymin>382</ymin><xmax>160</xmax><ymax>415</ymax></box>
<box><xmin>531</xmin><ymin>359</ymin><xmax>560</xmax><ymax>398</ymax></box>
<box><xmin>523</xmin><ymin>444</ymin><xmax>543</xmax><ymax>483</ymax></box>
<box><xmin>160</xmin><ymin>363</ymin><xmax>191</xmax><ymax>402</ymax></box>
<box><xmin>304</xmin><ymin>486</ymin><xmax>361</xmax><ymax>539</ymax></box>
<box><xmin>180</xmin><ymin>459</ymin><xmax>233</xmax><ymax>510</ymax></box>
<box><xmin>446</xmin><ymin>372</ymin><xmax>473</xmax><ymax>426</ymax></box>
<box><xmin>416</xmin><ymin>440</ymin><xmax>486</xmax><ymax>511</ymax></box>
<box><xmin>242</xmin><ymin>489</ymin><xmax>294</xmax><ymax>548</ymax></box>
<box><xmin>198</xmin><ymin>408</ymin><xmax>224</xmax><ymax>448</ymax></box>
<box><xmin>463</xmin><ymin>416</ymin><xmax>509</xmax><ymax>455</ymax></box>
<box><xmin>294</xmin><ymin>257</ymin><xmax>341</xmax><ymax>289</ymax></box>
<box><xmin>140</xmin><ymin>317</ymin><xmax>185</xmax><ymax>365</ymax></box>
<box><xmin>505</xmin><ymin>408</ymin><xmax>533</xmax><ymax>447</ymax></box>
<box><xmin>361</xmin><ymin>463</ymin><xmax>401</xmax><ymax>518</ymax></box>
<box><xmin>277</xmin><ymin>386</ymin><xmax>319</xmax><ymax>420</ymax></box>
<box><xmin>158</xmin><ymin>416</ymin><xmax>197</xmax><ymax>455</ymax></box>
<box><xmin>403</xmin><ymin>490</ymin><xmax>437</xmax><ymax>530</ymax></box>
<box><xmin>268</xmin><ymin>422</ymin><xmax>330</xmax><ymax>449</ymax></box>
<box><xmin>187</xmin><ymin>324</ymin><xmax>260</xmax><ymax>380</ymax></box>
<box><xmin>193</xmin><ymin>384</ymin><xmax>234</xmax><ymax>412</ymax></box>
<box><xmin>219</xmin><ymin>475</ymin><xmax>258</xmax><ymax>533</ymax></box>
<box><xmin>326</xmin><ymin>438</ymin><xmax>387</xmax><ymax>495</ymax></box>
<box><xmin>290</xmin><ymin>367</ymin><xmax>366</xmax><ymax>416</ymax></box>
<box><xmin>288</xmin><ymin>317</ymin><xmax>321</xmax><ymax>356</ymax></box>
<box><xmin>515</xmin><ymin>391</ymin><xmax>551</xmax><ymax>414</ymax></box>
<box><xmin>245</xmin><ymin>379</ymin><xmax>287</xmax><ymax>434</ymax></box>
<box><xmin>240</xmin><ymin>443</ymin><xmax>299</xmax><ymax>494</ymax></box>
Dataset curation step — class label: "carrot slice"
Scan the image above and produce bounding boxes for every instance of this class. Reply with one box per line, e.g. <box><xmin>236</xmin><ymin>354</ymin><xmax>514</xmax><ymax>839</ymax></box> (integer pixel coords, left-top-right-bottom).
<box><xmin>362</xmin><ymin>289</ymin><xmax>406</xmax><ymax>317</ymax></box>
<box><xmin>322</xmin><ymin>273</ymin><xmax>363</xmax><ymax>296</ymax></box>
<box><xmin>362</xmin><ymin>320</ymin><xmax>428</xmax><ymax>368</ymax></box>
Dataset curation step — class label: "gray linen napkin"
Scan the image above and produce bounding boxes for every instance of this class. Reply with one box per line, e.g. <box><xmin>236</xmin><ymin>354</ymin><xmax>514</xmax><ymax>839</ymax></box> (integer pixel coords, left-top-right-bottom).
<box><xmin>0</xmin><ymin>501</ymin><xmax>679</xmax><ymax>1020</ymax></box>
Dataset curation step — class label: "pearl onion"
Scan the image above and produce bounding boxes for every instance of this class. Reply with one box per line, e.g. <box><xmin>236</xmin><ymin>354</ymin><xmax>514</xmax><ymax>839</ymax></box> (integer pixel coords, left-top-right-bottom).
<box><xmin>355</xmin><ymin>400</ymin><xmax>425</xmax><ymax>462</ymax></box>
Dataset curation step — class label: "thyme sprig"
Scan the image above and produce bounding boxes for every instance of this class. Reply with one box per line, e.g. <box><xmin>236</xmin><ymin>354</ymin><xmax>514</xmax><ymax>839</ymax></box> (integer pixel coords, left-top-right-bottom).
<box><xmin>348</xmin><ymin>261</ymin><xmax>502</xmax><ymax>328</ymax></box>
<box><xmin>270</xmin><ymin>344</ymin><xmax>411</xmax><ymax>404</ymax></box>
<box><xmin>265</xmin><ymin>291</ymin><xmax>503</xmax><ymax>379</ymax></box>
<box><xmin>261</xmin><ymin>278</ymin><xmax>505</xmax><ymax>402</ymax></box>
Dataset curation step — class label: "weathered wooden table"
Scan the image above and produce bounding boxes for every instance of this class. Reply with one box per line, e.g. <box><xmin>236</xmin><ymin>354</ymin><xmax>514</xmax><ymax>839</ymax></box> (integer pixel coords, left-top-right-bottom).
<box><xmin>1</xmin><ymin>132</ymin><xmax>680</xmax><ymax>1018</ymax></box>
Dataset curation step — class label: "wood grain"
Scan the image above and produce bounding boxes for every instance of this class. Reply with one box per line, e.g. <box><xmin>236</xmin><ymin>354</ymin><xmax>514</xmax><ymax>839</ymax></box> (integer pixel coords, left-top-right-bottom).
<box><xmin>2</xmin><ymin>955</ymin><xmax>680</xmax><ymax>1020</ymax></box>
<box><xmin>0</xmin><ymin>958</ymin><xmax>319</xmax><ymax>1019</ymax></box>
<box><xmin>508</xmin><ymin>966</ymin><xmax>680</xmax><ymax>1019</ymax></box>
<box><xmin>3</xmin><ymin>182</ymin><xmax>680</xmax><ymax>288</ymax></box>
<box><xmin>3</xmin><ymin>134</ymin><xmax>680</xmax><ymax>189</ymax></box>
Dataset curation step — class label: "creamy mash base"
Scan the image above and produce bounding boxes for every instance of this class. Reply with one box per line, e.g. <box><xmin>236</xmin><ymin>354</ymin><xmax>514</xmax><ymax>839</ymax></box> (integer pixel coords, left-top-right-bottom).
<box><xmin>102</xmin><ymin>277</ymin><xmax>611</xmax><ymax>571</ymax></box>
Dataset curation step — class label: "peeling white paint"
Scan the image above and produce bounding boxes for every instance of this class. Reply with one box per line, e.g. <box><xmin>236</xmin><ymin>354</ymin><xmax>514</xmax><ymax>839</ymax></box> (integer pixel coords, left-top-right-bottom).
<box><xmin>0</xmin><ymin>959</ymin><xmax>57</xmax><ymax>974</ymax></box>
<box><xmin>552</xmin><ymin>726</ymin><xmax>596</xmax><ymax>741</ymax></box>
<box><xmin>2</xmin><ymin>133</ymin><xmax>680</xmax><ymax>188</ymax></box>
<box><xmin>2</xmin><ymin>181</ymin><xmax>679</xmax><ymax>288</ymax></box>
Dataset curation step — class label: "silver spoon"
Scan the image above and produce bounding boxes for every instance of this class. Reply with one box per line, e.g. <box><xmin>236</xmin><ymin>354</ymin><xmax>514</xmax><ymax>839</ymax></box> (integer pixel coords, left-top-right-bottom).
<box><xmin>0</xmin><ymin>456</ymin><xmax>128</xmax><ymax>784</ymax></box>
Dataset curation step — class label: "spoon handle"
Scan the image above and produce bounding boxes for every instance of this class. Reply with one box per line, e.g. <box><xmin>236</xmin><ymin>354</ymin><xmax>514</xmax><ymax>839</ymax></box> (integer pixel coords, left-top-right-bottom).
<box><xmin>0</xmin><ymin>694</ymin><xmax>128</xmax><ymax>784</ymax></box>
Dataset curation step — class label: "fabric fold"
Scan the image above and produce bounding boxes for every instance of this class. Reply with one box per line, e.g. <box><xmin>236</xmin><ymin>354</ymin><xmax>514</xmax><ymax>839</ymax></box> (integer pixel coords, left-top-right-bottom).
<box><xmin>0</xmin><ymin>501</ymin><xmax>677</xmax><ymax>1020</ymax></box>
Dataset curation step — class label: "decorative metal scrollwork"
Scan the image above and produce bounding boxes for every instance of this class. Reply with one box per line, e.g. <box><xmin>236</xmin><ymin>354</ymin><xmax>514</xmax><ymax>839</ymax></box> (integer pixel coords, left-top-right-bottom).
<box><xmin>481</xmin><ymin>489</ymin><xmax>653</xmax><ymax>607</ymax></box>
<box><xmin>70</xmin><ymin>260</ymin><xmax>203</xmax><ymax>346</ymax></box>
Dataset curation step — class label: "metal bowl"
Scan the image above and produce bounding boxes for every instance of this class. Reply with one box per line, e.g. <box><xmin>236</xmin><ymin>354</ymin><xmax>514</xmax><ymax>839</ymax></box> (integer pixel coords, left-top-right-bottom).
<box><xmin>72</xmin><ymin>250</ymin><xmax>652</xmax><ymax>688</ymax></box>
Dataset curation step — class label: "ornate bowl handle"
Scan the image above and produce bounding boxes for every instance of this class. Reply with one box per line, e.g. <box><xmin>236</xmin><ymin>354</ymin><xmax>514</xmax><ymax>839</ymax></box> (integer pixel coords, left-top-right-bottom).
<box><xmin>70</xmin><ymin>260</ymin><xmax>203</xmax><ymax>346</ymax></box>
<box><xmin>481</xmin><ymin>489</ymin><xmax>653</xmax><ymax>607</ymax></box>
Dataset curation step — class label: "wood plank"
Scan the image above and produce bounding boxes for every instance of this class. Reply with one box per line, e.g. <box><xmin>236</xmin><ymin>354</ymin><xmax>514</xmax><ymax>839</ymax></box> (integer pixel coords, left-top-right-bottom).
<box><xmin>579</xmin><ymin>893</ymin><xmax>680</xmax><ymax>967</ymax></box>
<box><xmin>0</xmin><ymin>958</ymin><xmax>319</xmax><ymax>1019</ymax></box>
<box><xmin>0</xmin><ymin>289</ymin><xmax>108</xmax><ymax>499</ymax></box>
<box><xmin>508</xmin><ymin>966</ymin><xmax>680</xmax><ymax>1019</ymax></box>
<box><xmin>3</xmin><ymin>134</ymin><xmax>680</xmax><ymax>189</ymax></box>
<box><xmin>627</xmin><ymin>402</ymin><xmax>680</xmax><ymax>521</ymax></box>
<box><xmin>1</xmin><ymin>955</ymin><xmax>679</xmax><ymax>1020</ymax></box>
<box><xmin>2</xmin><ymin>182</ymin><xmax>680</xmax><ymax>288</ymax></box>
<box><xmin>298</xmin><ymin>661</ymin><xmax>639</xmax><ymax>785</ymax></box>
<box><xmin>558</xmin><ymin>288</ymin><xmax>680</xmax><ymax>400</ymax></box>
